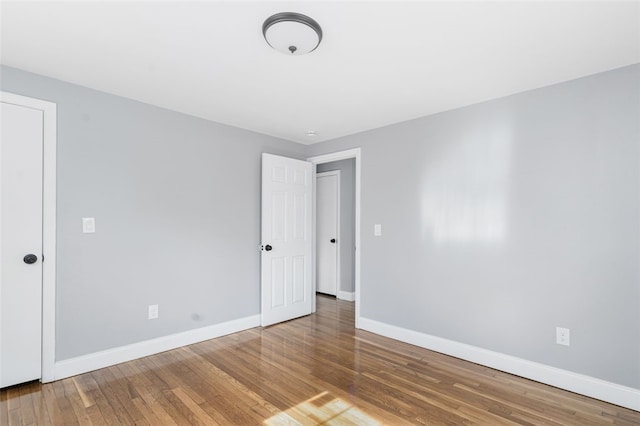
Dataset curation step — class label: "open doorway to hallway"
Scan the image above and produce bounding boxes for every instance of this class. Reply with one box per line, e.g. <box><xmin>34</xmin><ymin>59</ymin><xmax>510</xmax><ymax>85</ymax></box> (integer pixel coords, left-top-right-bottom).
<box><xmin>308</xmin><ymin>148</ymin><xmax>361</xmax><ymax>327</ymax></box>
<box><xmin>315</xmin><ymin>159</ymin><xmax>356</xmax><ymax>301</ymax></box>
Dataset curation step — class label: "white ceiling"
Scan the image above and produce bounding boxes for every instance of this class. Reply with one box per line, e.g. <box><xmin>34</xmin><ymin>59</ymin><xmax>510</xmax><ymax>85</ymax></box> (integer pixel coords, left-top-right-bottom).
<box><xmin>1</xmin><ymin>1</ymin><xmax>638</xmax><ymax>144</ymax></box>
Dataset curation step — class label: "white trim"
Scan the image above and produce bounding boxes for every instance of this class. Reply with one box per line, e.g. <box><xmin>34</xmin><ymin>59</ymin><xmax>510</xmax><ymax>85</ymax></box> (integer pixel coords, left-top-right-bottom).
<box><xmin>54</xmin><ymin>315</ymin><xmax>260</xmax><ymax>380</ymax></box>
<box><xmin>0</xmin><ymin>92</ymin><xmax>57</xmax><ymax>383</ymax></box>
<box><xmin>335</xmin><ymin>170</ymin><xmax>341</xmax><ymax>300</ymax></box>
<box><xmin>337</xmin><ymin>291</ymin><xmax>355</xmax><ymax>302</ymax></box>
<box><xmin>308</xmin><ymin>148</ymin><xmax>361</xmax><ymax>327</ymax></box>
<box><xmin>310</xmin><ymin>168</ymin><xmax>317</xmax><ymax>313</ymax></box>
<box><xmin>359</xmin><ymin>317</ymin><xmax>640</xmax><ymax>411</ymax></box>
<box><xmin>316</xmin><ymin>170</ymin><xmax>341</xmax><ymax>297</ymax></box>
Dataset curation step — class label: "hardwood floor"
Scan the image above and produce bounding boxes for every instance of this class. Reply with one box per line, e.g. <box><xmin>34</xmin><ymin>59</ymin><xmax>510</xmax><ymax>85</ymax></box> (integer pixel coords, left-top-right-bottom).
<box><xmin>2</xmin><ymin>295</ymin><xmax>639</xmax><ymax>425</ymax></box>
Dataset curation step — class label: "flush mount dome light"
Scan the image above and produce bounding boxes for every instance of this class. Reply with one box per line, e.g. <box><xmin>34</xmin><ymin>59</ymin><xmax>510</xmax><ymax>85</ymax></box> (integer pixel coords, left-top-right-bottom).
<box><xmin>263</xmin><ymin>12</ymin><xmax>322</xmax><ymax>55</ymax></box>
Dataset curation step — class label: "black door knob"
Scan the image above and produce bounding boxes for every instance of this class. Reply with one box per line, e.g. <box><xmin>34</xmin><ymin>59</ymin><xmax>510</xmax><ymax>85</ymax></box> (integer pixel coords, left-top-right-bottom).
<box><xmin>23</xmin><ymin>254</ymin><xmax>38</xmax><ymax>264</ymax></box>
<box><xmin>264</xmin><ymin>245</ymin><xmax>273</xmax><ymax>251</ymax></box>
<box><xmin>330</xmin><ymin>239</ymin><xmax>336</xmax><ymax>243</ymax></box>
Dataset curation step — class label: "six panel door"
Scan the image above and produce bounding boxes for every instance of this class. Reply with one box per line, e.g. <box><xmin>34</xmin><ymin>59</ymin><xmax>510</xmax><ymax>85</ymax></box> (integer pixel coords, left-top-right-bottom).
<box><xmin>261</xmin><ymin>153</ymin><xmax>312</xmax><ymax>327</ymax></box>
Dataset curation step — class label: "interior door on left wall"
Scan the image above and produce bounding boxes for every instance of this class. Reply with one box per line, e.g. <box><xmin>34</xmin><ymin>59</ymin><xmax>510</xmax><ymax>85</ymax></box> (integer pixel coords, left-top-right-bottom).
<box><xmin>261</xmin><ymin>153</ymin><xmax>313</xmax><ymax>327</ymax></box>
<box><xmin>0</xmin><ymin>101</ymin><xmax>44</xmax><ymax>388</ymax></box>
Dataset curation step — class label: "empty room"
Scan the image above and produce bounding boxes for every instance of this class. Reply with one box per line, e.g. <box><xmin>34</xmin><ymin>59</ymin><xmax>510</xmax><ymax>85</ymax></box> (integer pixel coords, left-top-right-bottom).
<box><xmin>1</xmin><ymin>1</ymin><xmax>639</xmax><ymax>424</ymax></box>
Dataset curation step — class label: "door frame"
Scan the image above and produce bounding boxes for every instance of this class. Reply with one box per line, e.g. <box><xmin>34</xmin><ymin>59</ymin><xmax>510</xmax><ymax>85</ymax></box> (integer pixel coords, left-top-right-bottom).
<box><xmin>1</xmin><ymin>91</ymin><xmax>57</xmax><ymax>382</ymax></box>
<box><xmin>308</xmin><ymin>148</ymin><xmax>361</xmax><ymax>328</ymax></box>
<box><xmin>315</xmin><ymin>170</ymin><xmax>341</xmax><ymax>296</ymax></box>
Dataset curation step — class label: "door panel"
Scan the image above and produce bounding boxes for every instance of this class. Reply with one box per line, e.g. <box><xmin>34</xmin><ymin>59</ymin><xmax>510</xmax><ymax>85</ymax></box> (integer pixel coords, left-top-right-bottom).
<box><xmin>292</xmin><ymin>255</ymin><xmax>306</xmax><ymax>303</ymax></box>
<box><xmin>261</xmin><ymin>154</ymin><xmax>312</xmax><ymax>326</ymax></box>
<box><xmin>1</xmin><ymin>102</ymin><xmax>44</xmax><ymax>387</ymax></box>
<box><xmin>316</xmin><ymin>172</ymin><xmax>339</xmax><ymax>296</ymax></box>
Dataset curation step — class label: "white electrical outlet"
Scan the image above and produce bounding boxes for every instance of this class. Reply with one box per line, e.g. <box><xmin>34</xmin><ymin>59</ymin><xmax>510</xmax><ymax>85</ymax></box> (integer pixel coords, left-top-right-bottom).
<box><xmin>374</xmin><ymin>224</ymin><xmax>382</xmax><ymax>236</ymax></box>
<box><xmin>556</xmin><ymin>327</ymin><xmax>570</xmax><ymax>346</ymax></box>
<box><xmin>148</xmin><ymin>304</ymin><xmax>159</xmax><ymax>320</ymax></box>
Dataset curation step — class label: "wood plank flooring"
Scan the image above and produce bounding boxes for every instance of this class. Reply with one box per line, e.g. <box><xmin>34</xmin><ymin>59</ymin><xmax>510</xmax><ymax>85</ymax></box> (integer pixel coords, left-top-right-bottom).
<box><xmin>2</xmin><ymin>295</ymin><xmax>639</xmax><ymax>425</ymax></box>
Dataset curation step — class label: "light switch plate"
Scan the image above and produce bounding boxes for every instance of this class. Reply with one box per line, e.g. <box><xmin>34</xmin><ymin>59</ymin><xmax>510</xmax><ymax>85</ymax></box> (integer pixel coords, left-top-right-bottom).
<box><xmin>82</xmin><ymin>217</ymin><xmax>95</xmax><ymax>233</ymax></box>
<box><xmin>374</xmin><ymin>224</ymin><xmax>382</xmax><ymax>236</ymax></box>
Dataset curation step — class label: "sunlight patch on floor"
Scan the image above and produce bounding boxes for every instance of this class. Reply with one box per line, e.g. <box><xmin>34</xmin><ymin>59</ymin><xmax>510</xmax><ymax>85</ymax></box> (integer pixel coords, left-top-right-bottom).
<box><xmin>264</xmin><ymin>391</ymin><xmax>379</xmax><ymax>425</ymax></box>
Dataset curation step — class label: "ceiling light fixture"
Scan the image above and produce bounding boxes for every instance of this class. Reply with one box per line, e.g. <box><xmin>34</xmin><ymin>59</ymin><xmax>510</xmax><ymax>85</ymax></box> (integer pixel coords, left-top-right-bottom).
<box><xmin>307</xmin><ymin>130</ymin><xmax>317</xmax><ymax>137</ymax></box>
<box><xmin>263</xmin><ymin>12</ymin><xmax>322</xmax><ymax>55</ymax></box>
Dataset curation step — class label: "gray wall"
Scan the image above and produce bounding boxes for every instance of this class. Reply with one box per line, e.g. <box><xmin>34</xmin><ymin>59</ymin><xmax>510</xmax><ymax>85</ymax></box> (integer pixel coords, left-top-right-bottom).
<box><xmin>2</xmin><ymin>63</ymin><xmax>638</xmax><ymax>390</ymax></box>
<box><xmin>317</xmin><ymin>159</ymin><xmax>356</xmax><ymax>294</ymax></box>
<box><xmin>0</xmin><ymin>65</ymin><xmax>307</xmax><ymax>361</ymax></box>
<box><xmin>309</xmin><ymin>64</ymin><xmax>640</xmax><ymax>389</ymax></box>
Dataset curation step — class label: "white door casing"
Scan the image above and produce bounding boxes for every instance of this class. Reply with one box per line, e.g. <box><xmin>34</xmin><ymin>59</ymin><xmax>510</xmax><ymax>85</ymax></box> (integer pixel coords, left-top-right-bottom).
<box><xmin>0</xmin><ymin>92</ymin><xmax>56</xmax><ymax>384</ymax></box>
<box><xmin>261</xmin><ymin>154</ymin><xmax>313</xmax><ymax>327</ymax></box>
<box><xmin>0</xmin><ymin>102</ymin><xmax>44</xmax><ymax>387</ymax></box>
<box><xmin>316</xmin><ymin>171</ymin><xmax>340</xmax><ymax>296</ymax></box>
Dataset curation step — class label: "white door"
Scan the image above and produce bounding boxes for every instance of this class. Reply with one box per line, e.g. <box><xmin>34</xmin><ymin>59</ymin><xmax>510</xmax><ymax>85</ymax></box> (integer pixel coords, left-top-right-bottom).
<box><xmin>316</xmin><ymin>171</ymin><xmax>340</xmax><ymax>296</ymax></box>
<box><xmin>0</xmin><ymin>101</ymin><xmax>44</xmax><ymax>387</ymax></box>
<box><xmin>261</xmin><ymin>154</ymin><xmax>313</xmax><ymax>326</ymax></box>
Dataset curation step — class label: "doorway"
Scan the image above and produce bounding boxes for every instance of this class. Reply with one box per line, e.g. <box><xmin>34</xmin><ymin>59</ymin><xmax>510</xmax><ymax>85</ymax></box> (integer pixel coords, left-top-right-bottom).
<box><xmin>308</xmin><ymin>148</ymin><xmax>361</xmax><ymax>328</ymax></box>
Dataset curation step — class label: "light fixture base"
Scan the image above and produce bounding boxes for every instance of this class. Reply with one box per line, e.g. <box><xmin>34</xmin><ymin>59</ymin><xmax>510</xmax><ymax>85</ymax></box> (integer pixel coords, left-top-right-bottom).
<box><xmin>263</xmin><ymin>12</ymin><xmax>323</xmax><ymax>55</ymax></box>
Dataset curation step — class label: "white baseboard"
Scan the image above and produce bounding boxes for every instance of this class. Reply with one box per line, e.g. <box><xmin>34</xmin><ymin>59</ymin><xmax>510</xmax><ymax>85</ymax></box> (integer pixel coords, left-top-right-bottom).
<box><xmin>337</xmin><ymin>291</ymin><xmax>355</xmax><ymax>301</ymax></box>
<box><xmin>54</xmin><ymin>315</ymin><xmax>260</xmax><ymax>380</ymax></box>
<box><xmin>358</xmin><ymin>317</ymin><xmax>640</xmax><ymax>411</ymax></box>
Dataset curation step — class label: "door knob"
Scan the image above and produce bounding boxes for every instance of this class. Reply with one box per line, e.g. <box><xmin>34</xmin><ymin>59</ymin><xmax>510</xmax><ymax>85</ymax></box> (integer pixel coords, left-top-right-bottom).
<box><xmin>264</xmin><ymin>245</ymin><xmax>273</xmax><ymax>251</ymax></box>
<box><xmin>23</xmin><ymin>254</ymin><xmax>38</xmax><ymax>264</ymax></box>
<box><xmin>330</xmin><ymin>239</ymin><xmax>336</xmax><ymax>243</ymax></box>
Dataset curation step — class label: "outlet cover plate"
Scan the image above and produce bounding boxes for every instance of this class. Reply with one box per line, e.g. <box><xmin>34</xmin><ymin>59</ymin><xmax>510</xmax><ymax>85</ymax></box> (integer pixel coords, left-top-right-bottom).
<box><xmin>556</xmin><ymin>327</ymin><xmax>570</xmax><ymax>346</ymax></box>
<box><xmin>148</xmin><ymin>304</ymin><xmax>159</xmax><ymax>320</ymax></box>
